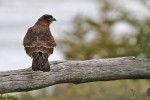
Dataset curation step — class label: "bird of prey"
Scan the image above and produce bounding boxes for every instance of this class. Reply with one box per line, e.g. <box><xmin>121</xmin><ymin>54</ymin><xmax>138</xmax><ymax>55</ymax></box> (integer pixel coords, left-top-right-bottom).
<box><xmin>23</xmin><ymin>14</ymin><xmax>56</xmax><ymax>72</ymax></box>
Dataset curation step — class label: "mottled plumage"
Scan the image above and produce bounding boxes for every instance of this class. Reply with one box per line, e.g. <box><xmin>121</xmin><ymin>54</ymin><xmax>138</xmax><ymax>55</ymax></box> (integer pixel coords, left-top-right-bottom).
<box><xmin>23</xmin><ymin>14</ymin><xmax>56</xmax><ymax>72</ymax></box>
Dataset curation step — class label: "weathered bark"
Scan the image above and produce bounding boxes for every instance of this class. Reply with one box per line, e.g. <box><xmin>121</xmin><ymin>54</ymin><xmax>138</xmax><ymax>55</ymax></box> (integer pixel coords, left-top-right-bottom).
<box><xmin>0</xmin><ymin>57</ymin><xmax>150</xmax><ymax>94</ymax></box>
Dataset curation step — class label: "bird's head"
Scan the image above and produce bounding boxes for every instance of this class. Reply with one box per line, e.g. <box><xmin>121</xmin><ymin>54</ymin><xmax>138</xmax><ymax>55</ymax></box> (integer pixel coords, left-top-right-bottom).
<box><xmin>37</xmin><ymin>14</ymin><xmax>56</xmax><ymax>25</ymax></box>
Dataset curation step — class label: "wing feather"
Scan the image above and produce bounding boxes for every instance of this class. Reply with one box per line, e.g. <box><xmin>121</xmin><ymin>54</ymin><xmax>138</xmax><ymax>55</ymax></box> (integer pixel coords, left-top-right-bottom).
<box><xmin>23</xmin><ymin>27</ymin><xmax>56</xmax><ymax>56</ymax></box>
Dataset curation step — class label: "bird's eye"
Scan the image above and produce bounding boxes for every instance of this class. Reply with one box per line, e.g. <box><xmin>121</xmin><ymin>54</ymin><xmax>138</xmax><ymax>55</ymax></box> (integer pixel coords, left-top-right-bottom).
<box><xmin>50</xmin><ymin>16</ymin><xmax>53</xmax><ymax>19</ymax></box>
<box><xmin>47</xmin><ymin>16</ymin><xmax>52</xmax><ymax>20</ymax></box>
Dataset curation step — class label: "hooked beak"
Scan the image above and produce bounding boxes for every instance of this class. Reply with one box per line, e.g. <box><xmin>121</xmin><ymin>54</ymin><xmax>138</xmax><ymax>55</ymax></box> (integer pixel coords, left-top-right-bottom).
<box><xmin>52</xmin><ymin>18</ymin><xmax>56</xmax><ymax>21</ymax></box>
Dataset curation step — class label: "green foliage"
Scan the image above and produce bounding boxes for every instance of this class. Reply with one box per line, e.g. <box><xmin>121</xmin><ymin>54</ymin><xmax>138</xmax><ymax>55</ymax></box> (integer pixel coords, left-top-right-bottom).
<box><xmin>0</xmin><ymin>94</ymin><xmax>19</xmax><ymax>100</ymax></box>
<box><xmin>54</xmin><ymin>0</ymin><xmax>150</xmax><ymax>100</ymax></box>
<box><xmin>136</xmin><ymin>20</ymin><xmax>150</xmax><ymax>57</ymax></box>
<box><xmin>19</xmin><ymin>0</ymin><xmax>150</xmax><ymax>99</ymax></box>
<box><xmin>59</xmin><ymin>0</ymin><xmax>143</xmax><ymax>60</ymax></box>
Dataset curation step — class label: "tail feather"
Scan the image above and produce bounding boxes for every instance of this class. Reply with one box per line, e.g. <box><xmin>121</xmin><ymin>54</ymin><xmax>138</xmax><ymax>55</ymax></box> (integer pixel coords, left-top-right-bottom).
<box><xmin>43</xmin><ymin>61</ymin><xmax>50</xmax><ymax>72</ymax></box>
<box><xmin>32</xmin><ymin>52</ymin><xmax>50</xmax><ymax>72</ymax></box>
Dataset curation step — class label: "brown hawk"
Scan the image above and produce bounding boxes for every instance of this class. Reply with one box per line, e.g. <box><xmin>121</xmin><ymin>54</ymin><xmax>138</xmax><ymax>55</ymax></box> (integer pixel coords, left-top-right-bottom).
<box><xmin>23</xmin><ymin>14</ymin><xmax>56</xmax><ymax>72</ymax></box>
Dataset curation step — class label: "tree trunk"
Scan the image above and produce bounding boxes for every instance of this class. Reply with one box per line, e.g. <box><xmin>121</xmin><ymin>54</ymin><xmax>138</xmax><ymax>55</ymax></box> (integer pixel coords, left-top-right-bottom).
<box><xmin>0</xmin><ymin>56</ymin><xmax>150</xmax><ymax>93</ymax></box>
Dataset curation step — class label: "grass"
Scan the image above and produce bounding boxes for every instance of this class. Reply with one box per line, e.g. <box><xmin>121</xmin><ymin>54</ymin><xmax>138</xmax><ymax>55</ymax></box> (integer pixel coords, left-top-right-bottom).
<box><xmin>0</xmin><ymin>94</ymin><xmax>19</xmax><ymax>100</ymax></box>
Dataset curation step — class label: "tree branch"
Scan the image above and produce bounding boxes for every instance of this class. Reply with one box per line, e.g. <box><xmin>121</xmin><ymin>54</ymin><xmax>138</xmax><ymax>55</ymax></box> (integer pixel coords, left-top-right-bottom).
<box><xmin>0</xmin><ymin>56</ymin><xmax>150</xmax><ymax>93</ymax></box>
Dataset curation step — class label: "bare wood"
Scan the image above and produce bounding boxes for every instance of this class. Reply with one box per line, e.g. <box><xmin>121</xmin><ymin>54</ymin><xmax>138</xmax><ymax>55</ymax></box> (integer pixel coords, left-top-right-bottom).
<box><xmin>0</xmin><ymin>57</ymin><xmax>150</xmax><ymax>94</ymax></box>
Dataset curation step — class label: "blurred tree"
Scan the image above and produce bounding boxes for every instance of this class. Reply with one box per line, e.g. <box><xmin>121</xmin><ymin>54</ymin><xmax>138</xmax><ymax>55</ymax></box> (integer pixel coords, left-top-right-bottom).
<box><xmin>136</xmin><ymin>20</ymin><xmax>150</xmax><ymax>57</ymax></box>
<box><xmin>18</xmin><ymin>0</ymin><xmax>150</xmax><ymax>99</ymax></box>
<box><xmin>52</xmin><ymin>0</ymin><xmax>150</xmax><ymax>100</ymax></box>
<box><xmin>59</xmin><ymin>0</ymin><xmax>140</xmax><ymax>60</ymax></box>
